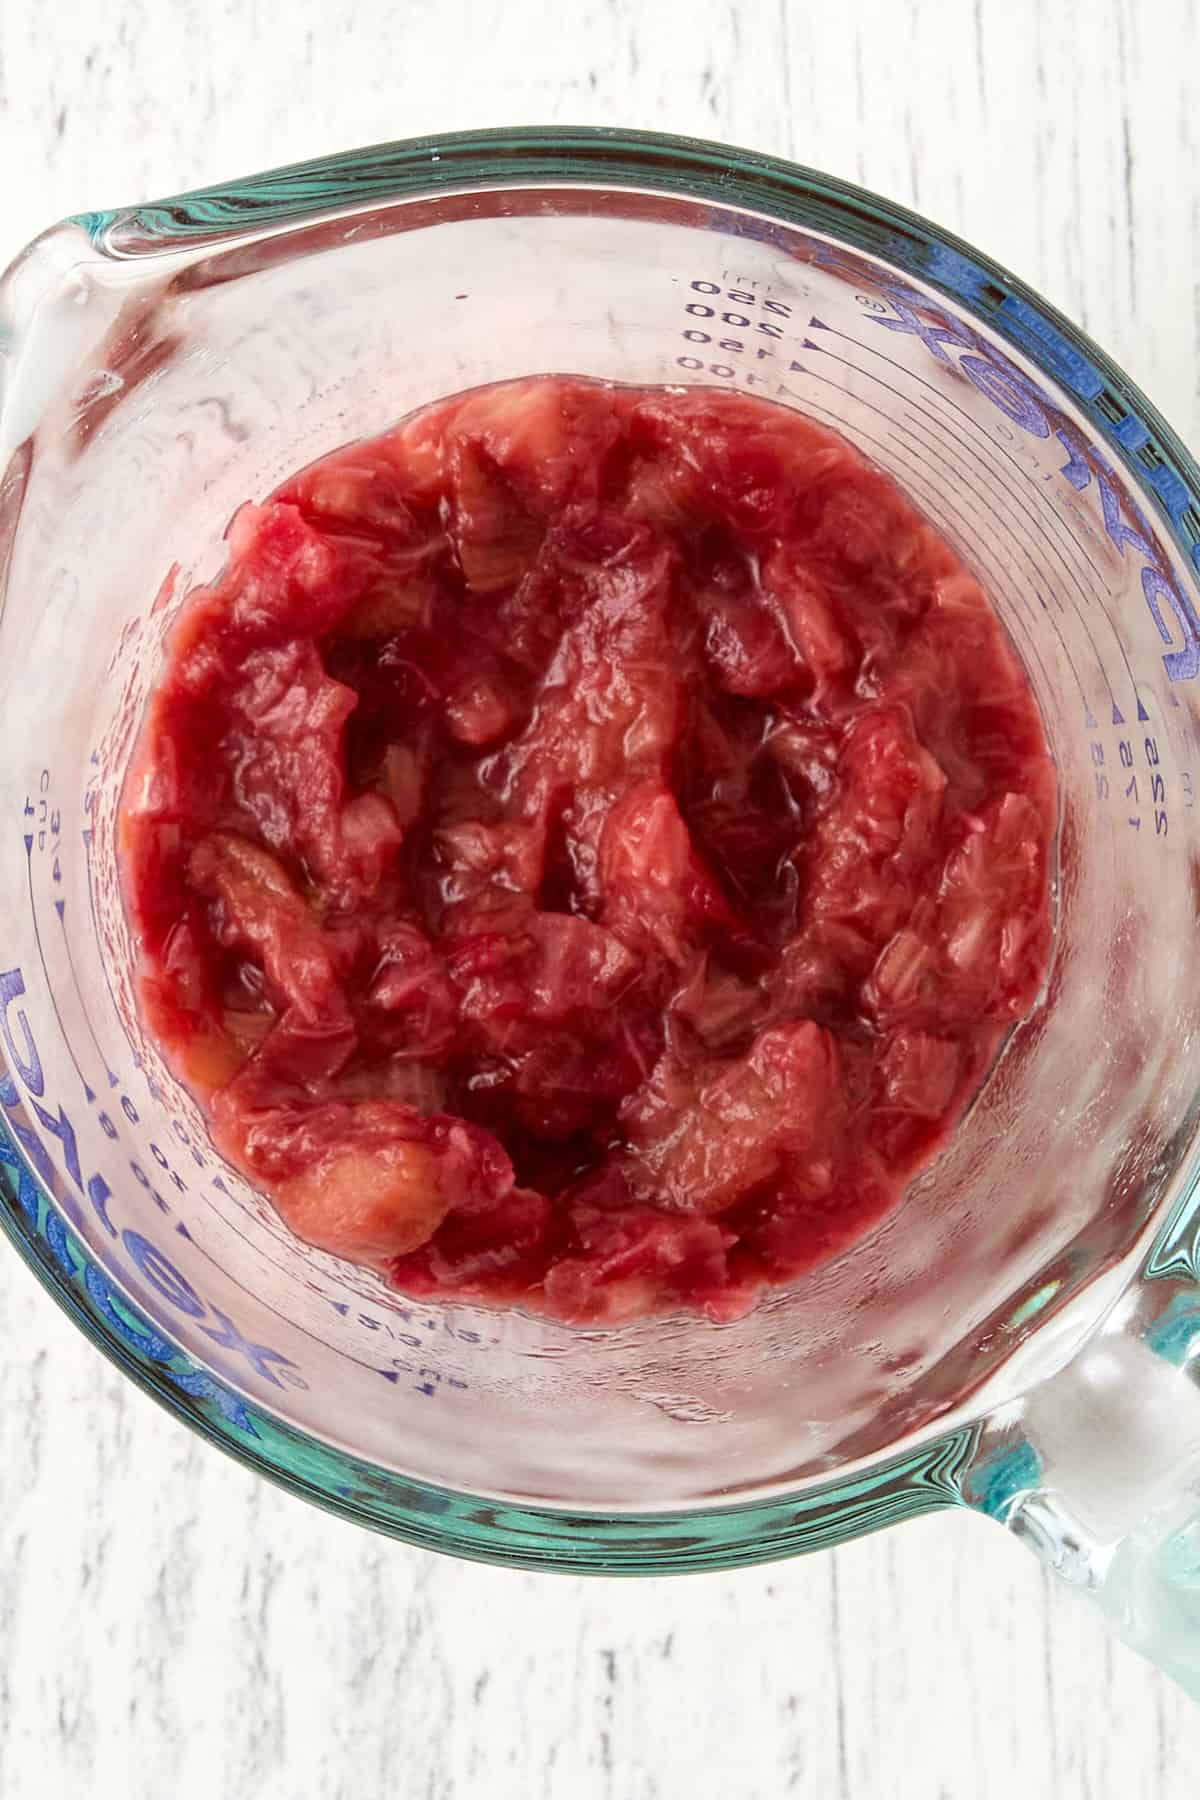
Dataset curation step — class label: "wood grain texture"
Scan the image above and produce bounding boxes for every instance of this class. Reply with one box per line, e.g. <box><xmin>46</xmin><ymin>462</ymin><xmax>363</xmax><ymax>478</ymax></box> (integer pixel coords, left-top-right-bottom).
<box><xmin>2</xmin><ymin>1</ymin><xmax>1200</xmax><ymax>1794</ymax></box>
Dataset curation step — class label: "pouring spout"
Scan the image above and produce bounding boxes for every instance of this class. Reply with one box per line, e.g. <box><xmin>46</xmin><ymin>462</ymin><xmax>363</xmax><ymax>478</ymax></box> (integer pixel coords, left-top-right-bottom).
<box><xmin>0</xmin><ymin>218</ymin><xmax>107</xmax><ymax>463</ymax></box>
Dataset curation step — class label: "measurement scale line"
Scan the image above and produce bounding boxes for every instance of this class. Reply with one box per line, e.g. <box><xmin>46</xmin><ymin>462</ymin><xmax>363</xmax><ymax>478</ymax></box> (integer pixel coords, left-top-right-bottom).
<box><xmin>24</xmin><ymin>838</ymin><xmax>96</xmax><ymax>1103</ymax></box>
<box><xmin>812</xmin><ymin>319</ymin><xmax>1157</xmax><ymax>707</ymax></box>
<box><xmin>791</xmin><ymin>396</ymin><xmax>1064</xmax><ymax>709</ymax></box>
<box><xmin>795</xmin><ymin>364</ymin><xmax>1109</xmax><ymax>707</ymax></box>
<box><xmin>82</xmin><ymin>821</ymin><xmax>131</xmax><ymax>1059</ymax></box>
<box><xmin>809</xmin><ymin>319</ymin><xmax>1155</xmax><ymax>702</ymax></box>
<box><xmin>172</xmin><ymin>1198</ymin><xmax>467</xmax><ymax>1378</ymax></box>
<box><xmin>53</xmin><ymin>897</ymin><xmax>117</xmax><ymax>1089</ymax></box>
<box><xmin>806</xmin><ymin>329</ymin><xmax>1118</xmax><ymax>628</ymax></box>
<box><xmin>813</xmin><ymin>320</ymin><xmax>1111</xmax><ymax>596</ymax></box>
<box><xmin>802</xmin><ymin>333</ymin><xmax>1132</xmax><ymax>704</ymax></box>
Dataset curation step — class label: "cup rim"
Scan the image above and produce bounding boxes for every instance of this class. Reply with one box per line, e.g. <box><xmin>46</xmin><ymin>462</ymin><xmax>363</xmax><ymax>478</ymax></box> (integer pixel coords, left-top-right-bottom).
<box><xmin>3</xmin><ymin>123</ymin><xmax>1199</xmax><ymax>1568</ymax></box>
<box><xmin>72</xmin><ymin>124</ymin><xmax>1200</xmax><ymax>606</ymax></box>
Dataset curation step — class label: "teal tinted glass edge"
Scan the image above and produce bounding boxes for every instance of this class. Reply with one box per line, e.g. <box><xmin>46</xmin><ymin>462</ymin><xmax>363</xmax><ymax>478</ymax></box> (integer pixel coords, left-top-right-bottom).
<box><xmin>0</xmin><ymin>1117</ymin><xmax>974</xmax><ymax>1569</ymax></box>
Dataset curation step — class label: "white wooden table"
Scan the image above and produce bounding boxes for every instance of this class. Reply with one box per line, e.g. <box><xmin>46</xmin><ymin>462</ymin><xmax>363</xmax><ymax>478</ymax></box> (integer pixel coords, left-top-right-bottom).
<box><xmin>3</xmin><ymin>2</ymin><xmax>1200</xmax><ymax>1793</ymax></box>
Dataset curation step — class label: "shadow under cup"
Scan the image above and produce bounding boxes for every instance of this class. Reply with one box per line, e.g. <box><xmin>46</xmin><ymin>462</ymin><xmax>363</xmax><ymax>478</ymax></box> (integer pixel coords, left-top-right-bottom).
<box><xmin>3</xmin><ymin>152</ymin><xmax>1200</xmax><ymax>1519</ymax></box>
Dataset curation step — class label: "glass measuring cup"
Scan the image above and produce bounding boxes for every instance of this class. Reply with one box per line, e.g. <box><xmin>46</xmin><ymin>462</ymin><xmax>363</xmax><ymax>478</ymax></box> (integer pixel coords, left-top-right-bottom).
<box><xmin>2</xmin><ymin>127</ymin><xmax>1200</xmax><ymax>1698</ymax></box>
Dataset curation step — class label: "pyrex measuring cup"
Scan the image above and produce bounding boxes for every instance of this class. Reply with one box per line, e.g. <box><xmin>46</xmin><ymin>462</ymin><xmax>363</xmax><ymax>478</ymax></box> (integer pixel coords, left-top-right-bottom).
<box><xmin>2</xmin><ymin>127</ymin><xmax>1200</xmax><ymax>1699</ymax></box>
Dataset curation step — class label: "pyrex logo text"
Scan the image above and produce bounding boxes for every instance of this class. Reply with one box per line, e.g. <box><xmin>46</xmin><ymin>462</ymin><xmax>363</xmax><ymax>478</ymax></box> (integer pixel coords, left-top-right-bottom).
<box><xmin>0</xmin><ymin>965</ymin><xmax>304</xmax><ymax>1393</ymax></box>
<box><xmin>872</xmin><ymin>290</ymin><xmax>1200</xmax><ymax>682</ymax></box>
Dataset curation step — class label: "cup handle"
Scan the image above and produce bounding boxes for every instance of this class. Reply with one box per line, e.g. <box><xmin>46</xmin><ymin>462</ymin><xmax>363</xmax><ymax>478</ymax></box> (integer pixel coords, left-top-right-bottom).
<box><xmin>965</xmin><ymin>1275</ymin><xmax>1200</xmax><ymax>1700</ymax></box>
